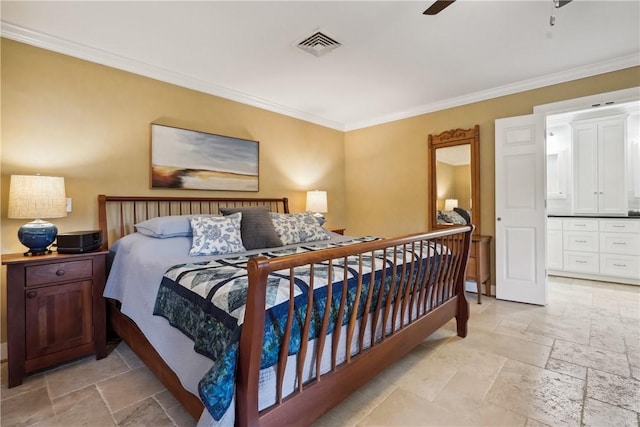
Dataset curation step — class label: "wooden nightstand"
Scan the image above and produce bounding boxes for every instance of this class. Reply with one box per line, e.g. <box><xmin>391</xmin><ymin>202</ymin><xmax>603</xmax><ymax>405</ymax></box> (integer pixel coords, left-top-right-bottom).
<box><xmin>328</xmin><ymin>228</ymin><xmax>345</xmax><ymax>235</ymax></box>
<box><xmin>2</xmin><ymin>250</ymin><xmax>108</xmax><ymax>387</ymax></box>
<box><xmin>466</xmin><ymin>235</ymin><xmax>492</xmax><ymax>304</ymax></box>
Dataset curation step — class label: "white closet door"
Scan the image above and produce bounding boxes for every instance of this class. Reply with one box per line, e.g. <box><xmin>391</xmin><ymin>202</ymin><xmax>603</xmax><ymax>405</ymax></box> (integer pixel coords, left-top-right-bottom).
<box><xmin>572</xmin><ymin>123</ymin><xmax>599</xmax><ymax>214</ymax></box>
<box><xmin>495</xmin><ymin>114</ymin><xmax>547</xmax><ymax>305</ymax></box>
<box><xmin>598</xmin><ymin>118</ymin><xmax>627</xmax><ymax>215</ymax></box>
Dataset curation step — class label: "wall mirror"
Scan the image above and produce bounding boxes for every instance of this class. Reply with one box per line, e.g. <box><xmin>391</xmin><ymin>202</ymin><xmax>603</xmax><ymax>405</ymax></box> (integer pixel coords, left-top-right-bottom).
<box><xmin>428</xmin><ymin>125</ymin><xmax>480</xmax><ymax>234</ymax></box>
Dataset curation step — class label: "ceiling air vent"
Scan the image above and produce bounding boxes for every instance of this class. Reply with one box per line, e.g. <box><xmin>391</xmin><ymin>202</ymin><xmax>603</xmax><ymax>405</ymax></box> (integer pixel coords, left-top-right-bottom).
<box><xmin>297</xmin><ymin>31</ymin><xmax>341</xmax><ymax>57</ymax></box>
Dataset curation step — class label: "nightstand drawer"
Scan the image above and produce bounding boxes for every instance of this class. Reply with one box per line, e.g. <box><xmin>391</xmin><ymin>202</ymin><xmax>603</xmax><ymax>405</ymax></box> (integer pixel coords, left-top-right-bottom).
<box><xmin>26</xmin><ymin>260</ymin><xmax>93</xmax><ymax>287</ymax></box>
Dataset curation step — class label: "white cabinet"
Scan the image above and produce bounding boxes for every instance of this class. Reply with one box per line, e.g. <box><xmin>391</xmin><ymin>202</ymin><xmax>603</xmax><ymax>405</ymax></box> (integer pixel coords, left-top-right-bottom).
<box><xmin>572</xmin><ymin>115</ymin><xmax>627</xmax><ymax>215</ymax></box>
<box><xmin>562</xmin><ymin>219</ymin><xmax>599</xmax><ymax>273</ymax></box>
<box><xmin>546</xmin><ymin>219</ymin><xmax>563</xmax><ymax>270</ymax></box>
<box><xmin>547</xmin><ymin>217</ymin><xmax>640</xmax><ymax>285</ymax></box>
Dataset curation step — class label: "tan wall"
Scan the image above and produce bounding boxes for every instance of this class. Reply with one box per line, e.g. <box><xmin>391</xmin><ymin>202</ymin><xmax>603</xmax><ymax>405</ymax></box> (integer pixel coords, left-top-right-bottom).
<box><xmin>0</xmin><ymin>39</ymin><xmax>347</xmax><ymax>343</ymax></box>
<box><xmin>345</xmin><ymin>67</ymin><xmax>640</xmax><ymax>238</ymax></box>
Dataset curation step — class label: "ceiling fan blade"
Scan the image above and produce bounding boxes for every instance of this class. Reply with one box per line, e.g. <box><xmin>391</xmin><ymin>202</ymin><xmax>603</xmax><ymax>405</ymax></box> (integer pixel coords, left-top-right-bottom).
<box><xmin>423</xmin><ymin>0</ymin><xmax>456</xmax><ymax>15</ymax></box>
<box><xmin>555</xmin><ymin>0</ymin><xmax>573</xmax><ymax>8</ymax></box>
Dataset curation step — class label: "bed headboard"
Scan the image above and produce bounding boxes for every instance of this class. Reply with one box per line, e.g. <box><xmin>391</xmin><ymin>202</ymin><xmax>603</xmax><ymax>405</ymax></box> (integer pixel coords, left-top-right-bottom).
<box><xmin>97</xmin><ymin>195</ymin><xmax>289</xmax><ymax>249</ymax></box>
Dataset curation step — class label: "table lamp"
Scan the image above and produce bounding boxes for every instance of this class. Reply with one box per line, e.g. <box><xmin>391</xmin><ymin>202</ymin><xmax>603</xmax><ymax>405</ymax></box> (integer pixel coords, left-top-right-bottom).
<box><xmin>306</xmin><ymin>190</ymin><xmax>328</xmax><ymax>225</ymax></box>
<box><xmin>444</xmin><ymin>199</ymin><xmax>458</xmax><ymax>211</ymax></box>
<box><xmin>8</xmin><ymin>174</ymin><xmax>67</xmax><ymax>256</ymax></box>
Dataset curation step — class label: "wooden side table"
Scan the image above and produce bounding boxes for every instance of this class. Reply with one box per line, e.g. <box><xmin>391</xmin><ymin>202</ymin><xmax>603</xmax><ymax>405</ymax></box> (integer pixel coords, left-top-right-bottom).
<box><xmin>466</xmin><ymin>235</ymin><xmax>492</xmax><ymax>304</ymax></box>
<box><xmin>2</xmin><ymin>250</ymin><xmax>108</xmax><ymax>387</ymax></box>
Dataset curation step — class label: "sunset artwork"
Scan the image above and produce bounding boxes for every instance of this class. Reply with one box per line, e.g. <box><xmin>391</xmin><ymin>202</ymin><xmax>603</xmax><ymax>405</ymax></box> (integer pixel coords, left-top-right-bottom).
<box><xmin>151</xmin><ymin>124</ymin><xmax>259</xmax><ymax>191</ymax></box>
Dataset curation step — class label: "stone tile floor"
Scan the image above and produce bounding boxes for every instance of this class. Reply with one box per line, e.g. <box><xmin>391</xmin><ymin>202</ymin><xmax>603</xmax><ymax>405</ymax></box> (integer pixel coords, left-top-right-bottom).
<box><xmin>2</xmin><ymin>276</ymin><xmax>639</xmax><ymax>426</ymax></box>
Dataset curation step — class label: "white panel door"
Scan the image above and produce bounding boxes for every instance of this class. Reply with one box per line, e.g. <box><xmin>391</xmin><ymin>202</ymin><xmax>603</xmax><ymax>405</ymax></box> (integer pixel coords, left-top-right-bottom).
<box><xmin>495</xmin><ymin>114</ymin><xmax>547</xmax><ymax>305</ymax></box>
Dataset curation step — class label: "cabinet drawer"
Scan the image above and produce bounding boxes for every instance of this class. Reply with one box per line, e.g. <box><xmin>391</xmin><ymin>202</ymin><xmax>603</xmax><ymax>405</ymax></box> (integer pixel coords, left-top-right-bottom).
<box><xmin>563</xmin><ymin>219</ymin><xmax>598</xmax><ymax>231</ymax></box>
<box><xmin>26</xmin><ymin>260</ymin><xmax>93</xmax><ymax>287</ymax></box>
<box><xmin>563</xmin><ymin>251</ymin><xmax>599</xmax><ymax>273</ymax></box>
<box><xmin>599</xmin><ymin>220</ymin><xmax>640</xmax><ymax>233</ymax></box>
<box><xmin>563</xmin><ymin>231</ymin><xmax>598</xmax><ymax>252</ymax></box>
<box><xmin>599</xmin><ymin>254</ymin><xmax>640</xmax><ymax>279</ymax></box>
<box><xmin>547</xmin><ymin>218</ymin><xmax>563</xmax><ymax>231</ymax></box>
<box><xmin>600</xmin><ymin>233</ymin><xmax>640</xmax><ymax>255</ymax></box>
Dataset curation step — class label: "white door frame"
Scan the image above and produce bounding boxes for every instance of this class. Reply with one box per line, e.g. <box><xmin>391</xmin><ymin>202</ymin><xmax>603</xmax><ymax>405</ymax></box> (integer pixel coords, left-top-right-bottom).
<box><xmin>494</xmin><ymin>86</ymin><xmax>640</xmax><ymax>305</ymax></box>
<box><xmin>533</xmin><ymin>87</ymin><xmax>639</xmax><ymax>116</ymax></box>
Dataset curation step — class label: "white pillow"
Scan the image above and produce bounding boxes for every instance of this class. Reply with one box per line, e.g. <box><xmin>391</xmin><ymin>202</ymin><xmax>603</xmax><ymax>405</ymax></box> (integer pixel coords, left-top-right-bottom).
<box><xmin>270</xmin><ymin>212</ymin><xmax>331</xmax><ymax>245</ymax></box>
<box><xmin>136</xmin><ymin>215</ymin><xmax>193</xmax><ymax>238</ymax></box>
<box><xmin>189</xmin><ymin>213</ymin><xmax>246</xmax><ymax>256</ymax></box>
<box><xmin>136</xmin><ymin>214</ymin><xmax>217</xmax><ymax>238</ymax></box>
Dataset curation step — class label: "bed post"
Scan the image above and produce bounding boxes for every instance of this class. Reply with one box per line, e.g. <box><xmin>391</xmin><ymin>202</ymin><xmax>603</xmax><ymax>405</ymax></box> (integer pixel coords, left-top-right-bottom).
<box><xmin>236</xmin><ymin>256</ymin><xmax>270</xmax><ymax>427</ymax></box>
<box><xmin>456</xmin><ymin>227</ymin><xmax>473</xmax><ymax>337</ymax></box>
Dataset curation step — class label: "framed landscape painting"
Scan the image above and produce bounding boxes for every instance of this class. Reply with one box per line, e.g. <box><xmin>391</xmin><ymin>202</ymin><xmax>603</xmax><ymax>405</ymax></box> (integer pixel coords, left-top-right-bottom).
<box><xmin>151</xmin><ymin>124</ymin><xmax>259</xmax><ymax>191</ymax></box>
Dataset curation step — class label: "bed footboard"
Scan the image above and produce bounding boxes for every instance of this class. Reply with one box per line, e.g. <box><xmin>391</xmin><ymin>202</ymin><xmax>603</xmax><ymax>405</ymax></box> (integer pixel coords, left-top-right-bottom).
<box><xmin>237</xmin><ymin>226</ymin><xmax>472</xmax><ymax>427</ymax></box>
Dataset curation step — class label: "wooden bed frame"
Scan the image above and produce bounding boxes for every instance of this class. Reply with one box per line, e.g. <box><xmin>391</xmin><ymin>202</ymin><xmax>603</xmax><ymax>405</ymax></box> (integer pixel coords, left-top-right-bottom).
<box><xmin>97</xmin><ymin>195</ymin><xmax>472</xmax><ymax>427</ymax></box>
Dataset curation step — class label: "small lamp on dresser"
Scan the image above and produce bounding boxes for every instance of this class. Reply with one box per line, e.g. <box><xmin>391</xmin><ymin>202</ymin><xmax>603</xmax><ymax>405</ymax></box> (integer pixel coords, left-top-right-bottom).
<box><xmin>444</xmin><ymin>199</ymin><xmax>458</xmax><ymax>211</ymax></box>
<box><xmin>8</xmin><ymin>174</ymin><xmax>67</xmax><ymax>256</ymax></box>
<box><xmin>306</xmin><ymin>190</ymin><xmax>328</xmax><ymax>225</ymax></box>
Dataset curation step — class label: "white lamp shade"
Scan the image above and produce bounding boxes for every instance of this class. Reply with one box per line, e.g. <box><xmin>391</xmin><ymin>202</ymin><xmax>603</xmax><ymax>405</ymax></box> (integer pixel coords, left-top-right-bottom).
<box><xmin>8</xmin><ymin>175</ymin><xmax>67</xmax><ymax>219</ymax></box>
<box><xmin>444</xmin><ymin>199</ymin><xmax>458</xmax><ymax>211</ymax></box>
<box><xmin>306</xmin><ymin>190</ymin><xmax>328</xmax><ymax>213</ymax></box>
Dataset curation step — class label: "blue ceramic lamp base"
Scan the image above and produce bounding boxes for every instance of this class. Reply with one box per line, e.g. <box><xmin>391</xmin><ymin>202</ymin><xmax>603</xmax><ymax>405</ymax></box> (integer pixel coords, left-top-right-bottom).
<box><xmin>18</xmin><ymin>219</ymin><xmax>58</xmax><ymax>256</ymax></box>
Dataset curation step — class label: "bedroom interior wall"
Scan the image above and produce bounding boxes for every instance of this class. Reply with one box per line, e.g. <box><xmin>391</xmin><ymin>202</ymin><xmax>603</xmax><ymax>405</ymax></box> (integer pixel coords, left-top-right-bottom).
<box><xmin>0</xmin><ymin>39</ymin><xmax>346</xmax><ymax>345</ymax></box>
<box><xmin>1</xmin><ymin>38</ymin><xmax>638</xmax><ymax>350</ymax></box>
<box><xmin>344</xmin><ymin>65</ymin><xmax>640</xmax><ymax>299</ymax></box>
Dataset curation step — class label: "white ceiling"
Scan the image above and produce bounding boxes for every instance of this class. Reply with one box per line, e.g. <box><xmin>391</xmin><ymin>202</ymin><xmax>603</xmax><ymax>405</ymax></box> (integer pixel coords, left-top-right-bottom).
<box><xmin>1</xmin><ymin>1</ymin><xmax>639</xmax><ymax>131</ymax></box>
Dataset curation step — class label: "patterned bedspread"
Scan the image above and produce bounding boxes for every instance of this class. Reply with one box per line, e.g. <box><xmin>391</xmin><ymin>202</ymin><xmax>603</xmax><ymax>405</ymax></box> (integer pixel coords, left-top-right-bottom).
<box><xmin>153</xmin><ymin>237</ymin><xmax>444</xmax><ymax>420</ymax></box>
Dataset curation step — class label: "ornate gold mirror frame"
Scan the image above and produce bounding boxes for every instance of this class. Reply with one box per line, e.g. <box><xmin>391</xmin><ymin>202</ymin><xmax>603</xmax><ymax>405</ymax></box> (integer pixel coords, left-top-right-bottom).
<box><xmin>428</xmin><ymin>125</ymin><xmax>480</xmax><ymax>234</ymax></box>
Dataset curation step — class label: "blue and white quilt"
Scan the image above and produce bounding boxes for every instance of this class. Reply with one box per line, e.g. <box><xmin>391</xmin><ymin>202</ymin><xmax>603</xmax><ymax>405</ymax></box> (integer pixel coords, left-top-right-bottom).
<box><xmin>153</xmin><ymin>237</ymin><xmax>445</xmax><ymax>420</ymax></box>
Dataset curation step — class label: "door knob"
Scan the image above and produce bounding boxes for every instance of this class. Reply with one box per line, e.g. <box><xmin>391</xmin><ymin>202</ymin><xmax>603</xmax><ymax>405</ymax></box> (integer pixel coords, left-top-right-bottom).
<box><xmin>497</xmin><ymin>217</ymin><xmax>502</xmax><ymax>221</ymax></box>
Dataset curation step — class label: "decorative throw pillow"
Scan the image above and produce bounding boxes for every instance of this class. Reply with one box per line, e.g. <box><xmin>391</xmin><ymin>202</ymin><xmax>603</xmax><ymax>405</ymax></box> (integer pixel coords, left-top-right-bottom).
<box><xmin>219</xmin><ymin>206</ymin><xmax>283</xmax><ymax>250</ymax></box>
<box><xmin>270</xmin><ymin>212</ymin><xmax>331</xmax><ymax>245</ymax></box>
<box><xmin>453</xmin><ymin>207</ymin><xmax>471</xmax><ymax>224</ymax></box>
<box><xmin>439</xmin><ymin>210</ymin><xmax>467</xmax><ymax>225</ymax></box>
<box><xmin>189</xmin><ymin>213</ymin><xmax>245</xmax><ymax>256</ymax></box>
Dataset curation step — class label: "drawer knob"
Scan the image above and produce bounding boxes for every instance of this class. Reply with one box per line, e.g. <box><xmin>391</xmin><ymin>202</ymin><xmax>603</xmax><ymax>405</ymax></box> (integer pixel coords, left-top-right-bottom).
<box><xmin>56</xmin><ymin>269</ymin><xmax>65</xmax><ymax>276</ymax></box>
<box><xmin>26</xmin><ymin>291</ymin><xmax>37</xmax><ymax>299</ymax></box>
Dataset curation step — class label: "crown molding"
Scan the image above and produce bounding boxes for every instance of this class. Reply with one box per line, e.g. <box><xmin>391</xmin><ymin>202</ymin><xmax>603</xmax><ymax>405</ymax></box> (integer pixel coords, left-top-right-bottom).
<box><xmin>2</xmin><ymin>21</ymin><xmax>637</xmax><ymax>133</ymax></box>
<box><xmin>0</xmin><ymin>22</ymin><xmax>346</xmax><ymax>131</ymax></box>
<box><xmin>344</xmin><ymin>53</ymin><xmax>640</xmax><ymax>131</ymax></box>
